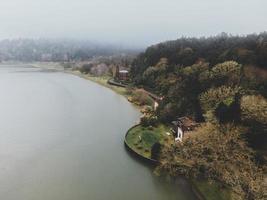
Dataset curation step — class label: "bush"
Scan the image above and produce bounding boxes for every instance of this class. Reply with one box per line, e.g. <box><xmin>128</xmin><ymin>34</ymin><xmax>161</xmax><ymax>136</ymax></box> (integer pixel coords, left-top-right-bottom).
<box><xmin>199</xmin><ymin>61</ymin><xmax>242</xmax><ymax>89</ymax></box>
<box><xmin>140</xmin><ymin>115</ymin><xmax>158</xmax><ymax>127</ymax></box>
<box><xmin>214</xmin><ymin>96</ymin><xmax>240</xmax><ymax>123</ymax></box>
<box><xmin>210</xmin><ymin>61</ymin><xmax>242</xmax><ymax>86</ymax></box>
<box><xmin>131</xmin><ymin>89</ymin><xmax>154</xmax><ymax>106</ymax></box>
<box><xmin>241</xmin><ymin>95</ymin><xmax>267</xmax><ymax>128</ymax></box>
<box><xmin>151</xmin><ymin>142</ymin><xmax>161</xmax><ymax>160</ymax></box>
<box><xmin>79</xmin><ymin>63</ymin><xmax>93</xmax><ymax>74</ymax></box>
<box><xmin>199</xmin><ymin>86</ymin><xmax>241</xmax><ymax>122</ymax></box>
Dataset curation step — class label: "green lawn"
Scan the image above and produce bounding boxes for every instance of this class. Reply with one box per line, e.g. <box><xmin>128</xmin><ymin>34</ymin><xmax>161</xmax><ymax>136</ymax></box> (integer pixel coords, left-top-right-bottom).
<box><xmin>126</xmin><ymin>124</ymin><xmax>173</xmax><ymax>159</ymax></box>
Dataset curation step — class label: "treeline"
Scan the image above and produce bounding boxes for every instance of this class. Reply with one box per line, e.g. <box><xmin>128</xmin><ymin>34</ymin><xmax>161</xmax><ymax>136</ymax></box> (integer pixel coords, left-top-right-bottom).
<box><xmin>130</xmin><ymin>33</ymin><xmax>267</xmax><ymax>199</ymax></box>
<box><xmin>0</xmin><ymin>38</ymin><xmax>140</xmax><ymax>62</ymax></box>
<box><xmin>131</xmin><ymin>32</ymin><xmax>267</xmax><ymax>85</ymax></box>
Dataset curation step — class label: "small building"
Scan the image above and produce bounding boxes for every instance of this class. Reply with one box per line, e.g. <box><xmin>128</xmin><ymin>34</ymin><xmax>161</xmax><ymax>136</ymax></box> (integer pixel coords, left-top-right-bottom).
<box><xmin>171</xmin><ymin>117</ymin><xmax>198</xmax><ymax>142</ymax></box>
<box><xmin>117</xmin><ymin>69</ymin><xmax>129</xmax><ymax>81</ymax></box>
<box><xmin>154</xmin><ymin>101</ymin><xmax>159</xmax><ymax>111</ymax></box>
<box><xmin>112</xmin><ymin>66</ymin><xmax>129</xmax><ymax>82</ymax></box>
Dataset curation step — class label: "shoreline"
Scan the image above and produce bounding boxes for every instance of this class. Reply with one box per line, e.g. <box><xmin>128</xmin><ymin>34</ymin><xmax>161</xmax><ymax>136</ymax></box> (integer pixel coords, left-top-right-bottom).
<box><xmin>29</xmin><ymin>63</ymin><xmax>214</xmax><ymax>200</ymax></box>
<box><xmin>64</xmin><ymin>70</ymin><xmax>206</xmax><ymax>200</ymax></box>
<box><xmin>124</xmin><ymin>124</ymin><xmax>159</xmax><ymax>164</ymax></box>
<box><xmin>64</xmin><ymin>69</ymin><xmax>144</xmax><ymax>111</ymax></box>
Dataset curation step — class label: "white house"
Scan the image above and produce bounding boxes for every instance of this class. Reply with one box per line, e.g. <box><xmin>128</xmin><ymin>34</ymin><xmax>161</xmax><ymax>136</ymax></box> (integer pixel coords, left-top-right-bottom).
<box><xmin>172</xmin><ymin>117</ymin><xmax>198</xmax><ymax>142</ymax></box>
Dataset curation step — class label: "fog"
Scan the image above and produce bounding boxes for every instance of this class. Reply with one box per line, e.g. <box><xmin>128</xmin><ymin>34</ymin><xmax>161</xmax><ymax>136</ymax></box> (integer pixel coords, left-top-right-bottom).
<box><xmin>0</xmin><ymin>0</ymin><xmax>266</xmax><ymax>47</ymax></box>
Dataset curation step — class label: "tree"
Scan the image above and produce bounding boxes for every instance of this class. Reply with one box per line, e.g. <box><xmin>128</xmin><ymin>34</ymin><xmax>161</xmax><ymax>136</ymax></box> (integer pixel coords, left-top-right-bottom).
<box><xmin>151</xmin><ymin>142</ymin><xmax>161</xmax><ymax>160</ymax></box>
<box><xmin>199</xmin><ymin>86</ymin><xmax>241</xmax><ymax>122</ymax></box>
<box><xmin>79</xmin><ymin>63</ymin><xmax>93</xmax><ymax>74</ymax></box>
<box><xmin>241</xmin><ymin>95</ymin><xmax>267</xmax><ymax>129</ymax></box>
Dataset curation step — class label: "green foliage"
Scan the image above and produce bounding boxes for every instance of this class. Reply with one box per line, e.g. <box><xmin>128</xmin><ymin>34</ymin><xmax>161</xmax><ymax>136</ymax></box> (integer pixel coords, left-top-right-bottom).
<box><xmin>182</xmin><ymin>62</ymin><xmax>209</xmax><ymax>76</ymax></box>
<box><xmin>158</xmin><ymin>102</ymin><xmax>178</xmax><ymax>122</ymax></box>
<box><xmin>131</xmin><ymin>33</ymin><xmax>267</xmax><ymax>85</ymax></box>
<box><xmin>153</xmin><ymin>61</ymin><xmax>242</xmax><ymax>122</ymax></box>
<box><xmin>142</xmin><ymin>131</ymin><xmax>160</xmax><ymax>147</ymax></box>
<box><xmin>162</xmin><ymin>62</ymin><xmax>210</xmax><ymax>121</ymax></box>
<box><xmin>199</xmin><ymin>86</ymin><xmax>240</xmax><ymax>122</ymax></box>
<box><xmin>198</xmin><ymin>61</ymin><xmax>242</xmax><ymax>89</ymax></box>
<box><xmin>242</xmin><ymin>66</ymin><xmax>267</xmax><ymax>97</ymax></box>
<box><xmin>130</xmin><ymin>89</ymin><xmax>154</xmax><ymax>106</ymax></box>
<box><xmin>142</xmin><ymin>58</ymin><xmax>170</xmax><ymax>90</ymax></box>
<box><xmin>151</xmin><ymin>142</ymin><xmax>161</xmax><ymax>160</ymax></box>
<box><xmin>240</xmin><ymin>95</ymin><xmax>267</xmax><ymax>166</ymax></box>
<box><xmin>79</xmin><ymin>63</ymin><xmax>93</xmax><ymax>74</ymax></box>
<box><xmin>211</xmin><ymin>61</ymin><xmax>241</xmax><ymax>77</ymax></box>
<box><xmin>140</xmin><ymin>115</ymin><xmax>158</xmax><ymax>127</ymax></box>
<box><xmin>130</xmin><ymin>35</ymin><xmax>267</xmax><ymax>199</ymax></box>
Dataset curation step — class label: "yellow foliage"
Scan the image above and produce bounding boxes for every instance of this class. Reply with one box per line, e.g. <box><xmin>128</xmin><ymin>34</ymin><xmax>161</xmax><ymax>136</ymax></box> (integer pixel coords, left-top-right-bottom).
<box><xmin>241</xmin><ymin>95</ymin><xmax>267</xmax><ymax>126</ymax></box>
<box><xmin>159</xmin><ymin>123</ymin><xmax>265</xmax><ymax>199</ymax></box>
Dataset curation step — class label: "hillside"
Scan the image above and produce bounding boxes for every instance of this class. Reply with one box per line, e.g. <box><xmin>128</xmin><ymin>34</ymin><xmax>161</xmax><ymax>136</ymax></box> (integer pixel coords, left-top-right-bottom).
<box><xmin>130</xmin><ymin>33</ymin><xmax>267</xmax><ymax>199</ymax></box>
<box><xmin>131</xmin><ymin>32</ymin><xmax>267</xmax><ymax>86</ymax></box>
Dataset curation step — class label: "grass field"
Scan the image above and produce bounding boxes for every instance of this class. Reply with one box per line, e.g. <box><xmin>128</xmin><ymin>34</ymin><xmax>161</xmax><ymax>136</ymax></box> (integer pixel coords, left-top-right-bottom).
<box><xmin>125</xmin><ymin>124</ymin><xmax>173</xmax><ymax>159</ymax></box>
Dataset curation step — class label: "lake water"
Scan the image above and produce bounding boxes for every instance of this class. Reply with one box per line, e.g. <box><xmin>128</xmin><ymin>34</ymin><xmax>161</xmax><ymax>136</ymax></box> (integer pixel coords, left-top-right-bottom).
<box><xmin>0</xmin><ymin>65</ymin><xmax>196</xmax><ymax>200</ymax></box>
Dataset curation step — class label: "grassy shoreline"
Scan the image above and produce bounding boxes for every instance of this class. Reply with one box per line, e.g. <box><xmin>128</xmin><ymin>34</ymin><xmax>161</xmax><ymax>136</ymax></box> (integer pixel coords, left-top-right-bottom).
<box><xmin>66</xmin><ymin>70</ymin><xmax>128</xmax><ymax>95</ymax></box>
<box><xmin>65</xmin><ymin>70</ymin><xmax>157</xmax><ymax>113</ymax></box>
<box><xmin>125</xmin><ymin>124</ymin><xmax>173</xmax><ymax>159</ymax></box>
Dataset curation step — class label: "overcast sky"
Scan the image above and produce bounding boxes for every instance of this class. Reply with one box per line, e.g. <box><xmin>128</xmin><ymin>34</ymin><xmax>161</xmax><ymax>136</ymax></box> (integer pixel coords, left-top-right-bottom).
<box><xmin>0</xmin><ymin>0</ymin><xmax>266</xmax><ymax>47</ymax></box>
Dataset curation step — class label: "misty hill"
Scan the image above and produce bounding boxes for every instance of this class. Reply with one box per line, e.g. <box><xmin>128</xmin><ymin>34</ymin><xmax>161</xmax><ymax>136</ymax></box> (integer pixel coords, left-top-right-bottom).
<box><xmin>129</xmin><ymin>33</ymin><xmax>267</xmax><ymax>199</ymax></box>
<box><xmin>131</xmin><ymin>32</ymin><xmax>267</xmax><ymax>84</ymax></box>
<box><xmin>0</xmin><ymin>39</ymin><xmax>141</xmax><ymax>62</ymax></box>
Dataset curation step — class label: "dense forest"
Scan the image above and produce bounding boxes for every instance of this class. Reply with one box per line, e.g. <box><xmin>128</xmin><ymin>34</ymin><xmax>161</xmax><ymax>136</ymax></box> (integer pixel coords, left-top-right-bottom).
<box><xmin>130</xmin><ymin>33</ymin><xmax>267</xmax><ymax>199</ymax></box>
<box><xmin>131</xmin><ymin>32</ymin><xmax>267</xmax><ymax>85</ymax></box>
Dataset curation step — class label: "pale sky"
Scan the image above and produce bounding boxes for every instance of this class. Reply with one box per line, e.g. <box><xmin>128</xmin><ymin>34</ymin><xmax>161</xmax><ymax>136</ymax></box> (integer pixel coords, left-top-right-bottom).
<box><xmin>0</xmin><ymin>0</ymin><xmax>266</xmax><ymax>47</ymax></box>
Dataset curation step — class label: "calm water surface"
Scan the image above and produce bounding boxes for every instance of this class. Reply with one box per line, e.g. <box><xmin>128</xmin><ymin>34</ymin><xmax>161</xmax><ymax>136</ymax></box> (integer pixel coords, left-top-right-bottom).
<box><xmin>0</xmin><ymin>65</ymin><xmax>196</xmax><ymax>200</ymax></box>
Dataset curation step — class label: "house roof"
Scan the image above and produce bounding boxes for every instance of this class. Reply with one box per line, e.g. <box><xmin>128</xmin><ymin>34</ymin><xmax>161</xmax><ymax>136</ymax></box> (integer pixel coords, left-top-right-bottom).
<box><xmin>119</xmin><ymin>70</ymin><xmax>129</xmax><ymax>73</ymax></box>
<box><xmin>172</xmin><ymin>117</ymin><xmax>197</xmax><ymax>128</ymax></box>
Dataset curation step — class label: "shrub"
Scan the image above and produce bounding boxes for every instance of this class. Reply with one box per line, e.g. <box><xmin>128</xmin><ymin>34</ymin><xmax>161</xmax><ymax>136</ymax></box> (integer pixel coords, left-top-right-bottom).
<box><xmin>79</xmin><ymin>63</ymin><xmax>93</xmax><ymax>74</ymax></box>
<box><xmin>199</xmin><ymin>86</ymin><xmax>241</xmax><ymax>122</ymax></box>
<box><xmin>140</xmin><ymin>115</ymin><xmax>158</xmax><ymax>127</ymax></box>
<box><xmin>214</xmin><ymin>96</ymin><xmax>240</xmax><ymax>123</ymax></box>
<box><xmin>151</xmin><ymin>142</ymin><xmax>161</xmax><ymax>160</ymax></box>
<box><xmin>240</xmin><ymin>95</ymin><xmax>267</xmax><ymax>128</ymax></box>
<box><xmin>131</xmin><ymin>89</ymin><xmax>154</xmax><ymax>106</ymax></box>
<box><xmin>242</xmin><ymin>66</ymin><xmax>267</xmax><ymax>97</ymax></box>
<box><xmin>199</xmin><ymin>61</ymin><xmax>242</xmax><ymax>88</ymax></box>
